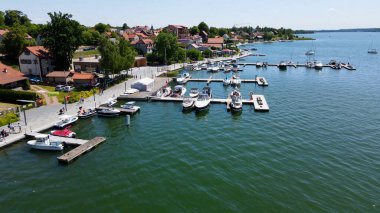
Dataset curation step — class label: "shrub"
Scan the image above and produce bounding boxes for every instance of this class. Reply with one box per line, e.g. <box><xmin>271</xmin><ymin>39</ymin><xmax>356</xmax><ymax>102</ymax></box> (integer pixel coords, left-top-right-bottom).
<box><xmin>0</xmin><ymin>112</ymin><xmax>19</xmax><ymax>126</ymax></box>
<box><xmin>0</xmin><ymin>89</ymin><xmax>38</xmax><ymax>103</ymax></box>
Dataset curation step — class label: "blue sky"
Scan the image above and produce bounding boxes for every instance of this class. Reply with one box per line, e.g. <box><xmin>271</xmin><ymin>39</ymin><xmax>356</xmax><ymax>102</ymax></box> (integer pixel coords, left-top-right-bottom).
<box><xmin>1</xmin><ymin>0</ymin><xmax>379</xmax><ymax>30</ymax></box>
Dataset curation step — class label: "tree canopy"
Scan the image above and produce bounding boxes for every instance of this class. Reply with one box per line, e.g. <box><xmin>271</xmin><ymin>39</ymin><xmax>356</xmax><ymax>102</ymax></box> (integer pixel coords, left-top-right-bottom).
<box><xmin>198</xmin><ymin>22</ymin><xmax>209</xmax><ymax>33</ymax></box>
<box><xmin>4</xmin><ymin>10</ymin><xmax>30</xmax><ymax>27</ymax></box>
<box><xmin>94</xmin><ymin>23</ymin><xmax>109</xmax><ymax>34</ymax></box>
<box><xmin>189</xmin><ymin>26</ymin><xmax>199</xmax><ymax>36</ymax></box>
<box><xmin>43</xmin><ymin>12</ymin><xmax>83</xmax><ymax>70</ymax></box>
<box><xmin>0</xmin><ymin>25</ymin><xmax>35</xmax><ymax>60</ymax></box>
<box><xmin>154</xmin><ymin>32</ymin><xmax>179</xmax><ymax>65</ymax></box>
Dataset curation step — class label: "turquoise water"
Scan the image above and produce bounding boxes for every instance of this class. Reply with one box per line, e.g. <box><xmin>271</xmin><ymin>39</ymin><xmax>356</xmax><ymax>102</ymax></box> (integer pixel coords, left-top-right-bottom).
<box><xmin>1</xmin><ymin>32</ymin><xmax>380</xmax><ymax>212</ymax></box>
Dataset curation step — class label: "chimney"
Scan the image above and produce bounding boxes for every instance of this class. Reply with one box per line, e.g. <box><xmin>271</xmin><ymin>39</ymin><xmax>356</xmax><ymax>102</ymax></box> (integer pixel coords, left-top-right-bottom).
<box><xmin>3</xmin><ymin>68</ymin><xmax>7</xmax><ymax>73</ymax></box>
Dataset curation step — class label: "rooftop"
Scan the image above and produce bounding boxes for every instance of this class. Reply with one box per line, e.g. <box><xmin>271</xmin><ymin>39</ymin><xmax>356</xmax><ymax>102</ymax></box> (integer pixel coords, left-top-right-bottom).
<box><xmin>46</xmin><ymin>71</ymin><xmax>73</xmax><ymax>78</ymax></box>
<box><xmin>0</xmin><ymin>63</ymin><xmax>27</xmax><ymax>85</ymax></box>
<box><xmin>72</xmin><ymin>72</ymin><xmax>97</xmax><ymax>80</ymax></box>
<box><xmin>25</xmin><ymin>46</ymin><xmax>51</xmax><ymax>58</ymax></box>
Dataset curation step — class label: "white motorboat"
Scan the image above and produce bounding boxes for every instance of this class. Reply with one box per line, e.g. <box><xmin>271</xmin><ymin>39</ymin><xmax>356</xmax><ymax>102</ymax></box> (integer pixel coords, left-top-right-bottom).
<box><xmin>156</xmin><ymin>86</ymin><xmax>172</xmax><ymax>97</ymax></box>
<box><xmin>223</xmin><ymin>77</ymin><xmax>231</xmax><ymax>86</ymax></box>
<box><xmin>201</xmin><ymin>64</ymin><xmax>208</xmax><ymax>70</ymax></box>
<box><xmin>78</xmin><ymin>108</ymin><xmax>97</xmax><ymax>118</ymax></box>
<box><xmin>107</xmin><ymin>98</ymin><xmax>117</xmax><ymax>107</ymax></box>
<box><xmin>54</xmin><ymin>115</ymin><xmax>78</xmax><ymax>128</ymax></box>
<box><xmin>176</xmin><ymin>74</ymin><xmax>185</xmax><ymax>84</ymax></box>
<box><xmin>256</xmin><ymin>62</ymin><xmax>263</xmax><ymax>67</ymax></box>
<box><xmin>314</xmin><ymin>61</ymin><xmax>323</xmax><ymax>70</ymax></box>
<box><xmin>183</xmin><ymin>72</ymin><xmax>190</xmax><ymax>78</ymax></box>
<box><xmin>305</xmin><ymin>50</ymin><xmax>315</xmax><ymax>55</ymax></box>
<box><xmin>172</xmin><ymin>85</ymin><xmax>187</xmax><ymax>97</ymax></box>
<box><xmin>189</xmin><ymin>88</ymin><xmax>199</xmax><ymax>98</ymax></box>
<box><xmin>194</xmin><ymin>92</ymin><xmax>211</xmax><ymax>111</ymax></box>
<box><xmin>98</xmin><ymin>108</ymin><xmax>120</xmax><ymax>116</ymax></box>
<box><xmin>121</xmin><ymin>101</ymin><xmax>140</xmax><ymax>111</ymax></box>
<box><xmin>124</xmin><ymin>88</ymin><xmax>139</xmax><ymax>95</ymax></box>
<box><xmin>27</xmin><ymin>134</ymin><xmax>64</xmax><ymax>151</ymax></box>
<box><xmin>230</xmin><ymin>90</ymin><xmax>243</xmax><ymax>112</ymax></box>
<box><xmin>368</xmin><ymin>49</ymin><xmax>377</xmax><ymax>54</ymax></box>
<box><xmin>182</xmin><ymin>97</ymin><xmax>195</xmax><ymax>111</ymax></box>
<box><xmin>231</xmin><ymin>75</ymin><xmax>241</xmax><ymax>86</ymax></box>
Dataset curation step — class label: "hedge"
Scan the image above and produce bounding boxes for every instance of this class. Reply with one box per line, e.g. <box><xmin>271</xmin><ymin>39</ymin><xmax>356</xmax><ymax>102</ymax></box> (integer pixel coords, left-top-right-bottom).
<box><xmin>0</xmin><ymin>89</ymin><xmax>38</xmax><ymax>103</ymax></box>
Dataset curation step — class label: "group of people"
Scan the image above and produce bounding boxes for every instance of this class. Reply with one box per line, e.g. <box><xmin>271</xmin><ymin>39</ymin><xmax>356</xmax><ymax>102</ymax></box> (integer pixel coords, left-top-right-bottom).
<box><xmin>0</xmin><ymin>123</ymin><xmax>22</xmax><ymax>142</ymax></box>
<box><xmin>0</xmin><ymin>129</ymin><xmax>9</xmax><ymax>141</ymax></box>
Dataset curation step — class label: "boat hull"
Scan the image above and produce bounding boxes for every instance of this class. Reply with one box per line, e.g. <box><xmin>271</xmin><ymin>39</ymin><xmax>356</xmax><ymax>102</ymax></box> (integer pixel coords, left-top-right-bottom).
<box><xmin>27</xmin><ymin>141</ymin><xmax>64</xmax><ymax>151</ymax></box>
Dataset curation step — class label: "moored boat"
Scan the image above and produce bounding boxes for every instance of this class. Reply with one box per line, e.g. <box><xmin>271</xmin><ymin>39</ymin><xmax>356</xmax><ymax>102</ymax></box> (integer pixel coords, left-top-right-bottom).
<box><xmin>223</xmin><ymin>77</ymin><xmax>231</xmax><ymax>86</ymax></box>
<box><xmin>171</xmin><ymin>85</ymin><xmax>187</xmax><ymax>97</ymax></box>
<box><xmin>120</xmin><ymin>101</ymin><xmax>140</xmax><ymax>111</ymax></box>
<box><xmin>189</xmin><ymin>88</ymin><xmax>199</xmax><ymax>98</ymax></box>
<box><xmin>98</xmin><ymin>108</ymin><xmax>120</xmax><ymax>117</ymax></box>
<box><xmin>314</xmin><ymin>61</ymin><xmax>323</xmax><ymax>70</ymax></box>
<box><xmin>278</xmin><ymin>61</ymin><xmax>287</xmax><ymax>70</ymax></box>
<box><xmin>194</xmin><ymin>87</ymin><xmax>212</xmax><ymax>111</ymax></box>
<box><xmin>54</xmin><ymin>115</ymin><xmax>78</xmax><ymax>129</ymax></box>
<box><xmin>107</xmin><ymin>98</ymin><xmax>117</xmax><ymax>107</ymax></box>
<box><xmin>27</xmin><ymin>134</ymin><xmax>64</xmax><ymax>151</ymax></box>
<box><xmin>51</xmin><ymin>128</ymin><xmax>76</xmax><ymax>138</ymax></box>
<box><xmin>182</xmin><ymin>97</ymin><xmax>195</xmax><ymax>111</ymax></box>
<box><xmin>78</xmin><ymin>108</ymin><xmax>96</xmax><ymax>118</ymax></box>
<box><xmin>230</xmin><ymin>75</ymin><xmax>241</xmax><ymax>86</ymax></box>
<box><xmin>230</xmin><ymin>89</ymin><xmax>243</xmax><ymax>112</ymax></box>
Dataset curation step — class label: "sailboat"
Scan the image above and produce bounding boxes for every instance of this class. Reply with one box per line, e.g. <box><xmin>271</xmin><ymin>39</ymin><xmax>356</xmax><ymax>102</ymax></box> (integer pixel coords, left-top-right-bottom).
<box><xmin>305</xmin><ymin>41</ymin><xmax>315</xmax><ymax>55</ymax></box>
<box><xmin>368</xmin><ymin>40</ymin><xmax>377</xmax><ymax>54</ymax></box>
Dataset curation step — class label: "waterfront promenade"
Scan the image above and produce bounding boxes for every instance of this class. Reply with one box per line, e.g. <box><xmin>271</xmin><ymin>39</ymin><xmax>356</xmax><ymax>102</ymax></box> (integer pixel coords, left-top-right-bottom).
<box><xmin>0</xmin><ymin>64</ymin><xmax>183</xmax><ymax>148</ymax></box>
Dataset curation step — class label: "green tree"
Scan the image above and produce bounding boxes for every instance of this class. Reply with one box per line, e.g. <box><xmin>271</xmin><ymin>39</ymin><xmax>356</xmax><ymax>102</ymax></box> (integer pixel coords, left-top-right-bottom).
<box><xmin>202</xmin><ymin>49</ymin><xmax>212</xmax><ymax>58</ymax></box>
<box><xmin>1</xmin><ymin>25</ymin><xmax>35</xmax><ymax>60</ymax></box>
<box><xmin>122</xmin><ymin>23</ymin><xmax>129</xmax><ymax>30</ymax></box>
<box><xmin>177</xmin><ymin>48</ymin><xmax>186</xmax><ymax>62</ymax></box>
<box><xmin>198</xmin><ymin>22</ymin><xmax>209</xmax><ymax>33</ymax></box>
<box><xmin>263</xmin><ymin>32</ymin><xmax>274</xmax><ymax>41</ymax></box>
<box><xmin>82</xmin><ymin>29</ymin><xmax>102</xmax><ymax>45</ymax></box>
<box><xmin>218</xmin><ymin>28</ymin><xmax>228</xmax><ymax>37</ymax></box>
<box><xmin>154</xmin><ymin>32</ymin><xmax>178</xmax><ymax>64</ymax></box>
<box><xmin>0</xmin><ymin>11</ymin><xmax>5</xmax><ymax>26</ymax></box>
<box><xmin>99</xmin><ymin>38</ymin><xmax>136</xmax><ymax>79</ymax></box>
<box><xmin>186</xmin><ymin>49</ymin><xmax>203</xmax><ymax>61</ymax></box>
<box><xmin>94</xmin><ymin>23</ymin><xmax>109</xmax><ymax>34</ymax></box>
<box><xmin>189</xmin><ymin>26</ymin><xmax>199</xmax><ymax>36</ymax></box>
<box><xmin>4</xmin><ymin>10</ymin><xmax>30</xmax><ymax>27</ymax></box>
<box><xmin>209</xmin><ymin>27</ymin><xmax>219</xmax><ymax>37</ymax></box>
<box><xmin>43</xmin><ymin>12</ymin><xmax>83</xmax><ymax>70</ymax></box>
<box><xmin>26</xmin><ymin>23</ymin><xmax>44</xmax><ymax>38</ymax></box>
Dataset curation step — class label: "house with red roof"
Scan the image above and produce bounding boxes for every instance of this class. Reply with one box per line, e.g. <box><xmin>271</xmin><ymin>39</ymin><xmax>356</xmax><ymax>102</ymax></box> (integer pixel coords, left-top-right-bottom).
<box><xmin>207</xmin><ymin>37</ymin><xmax>225</xmax><ymax>49</ymax></box>
<box><xmin>166</xmin><ymin>25</ymin><xmax>189</xmax><ymax>39</ymax></box>
<box><xmin>0</xmin><ymin>29</ymin><xmax>32</xmax><ymax>43</ymax></box>
<box><xmin>131</xmin><ymin>39</ymin><xmax>154</xmax><ymax>55</ymax></box>
<box><xmin>0</xmin><ymin>63</ymin><xmax>28</xmax><ymax>89</ymax></box>
<box><xmin>18</xmin><ymin>46</ymin><xmax>55</xmax><ymax>77</ymax></box>
<box><xmin>123</xmin><ymin>33</ymin><xmax>139</xmax><ymax>42</ymax></box>
<box><xmin>72</xmin><ymin>72</ymin><xmax>98</xmax><ymax>87</ymax></box>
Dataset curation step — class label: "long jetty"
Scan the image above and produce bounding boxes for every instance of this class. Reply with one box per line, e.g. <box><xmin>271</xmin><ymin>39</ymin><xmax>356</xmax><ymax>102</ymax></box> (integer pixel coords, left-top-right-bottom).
<box><xmin>57</xmin><ymin>137</ymin><xmax>106</xmax><ymax>164</ymax></box>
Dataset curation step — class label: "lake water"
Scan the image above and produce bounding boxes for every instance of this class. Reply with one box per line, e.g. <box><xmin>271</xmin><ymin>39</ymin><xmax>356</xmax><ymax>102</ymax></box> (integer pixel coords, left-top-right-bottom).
<box><xmin>0</xmin><ymin>32</ymin><xmax>379</xmax><ymax>212</ymax></box>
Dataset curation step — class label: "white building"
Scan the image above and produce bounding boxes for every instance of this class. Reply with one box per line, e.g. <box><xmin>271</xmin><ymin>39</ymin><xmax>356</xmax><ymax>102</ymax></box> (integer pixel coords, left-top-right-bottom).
<box><xmin>18</xmin><ymin>46</ymin><xmax>55</xmax><ymax>76</ymax></box>
<box><xmin>131</xmin><ymin>78</ymin><xmax>154</xmax><ymax>92</ymax></box>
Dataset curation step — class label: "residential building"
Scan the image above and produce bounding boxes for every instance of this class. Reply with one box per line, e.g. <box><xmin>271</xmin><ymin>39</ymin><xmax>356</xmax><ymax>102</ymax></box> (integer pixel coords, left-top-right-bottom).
<box><xmin>132</xmin><ymin>39</ymin><xmax>153</xmax><ymax>55</ymax></box>
<box><xmin>72</xmin><ymin>72</ymin><xmax>98</xmax><ymax>87</ymax></box>
<box><xmin>166</xmin><ymin>25</ymin><xmax>189</xmax><ymax>39</ymax></box>
<box><xmin>72</xmin><ymin>56</ymin><xmax>101</xmax><ymax>73</ymax></box>
<box><xmin>0</xmin><ymin>63</ymin><xmax>28</xmax><ymax>89</ymax></box>
<box><xmin>18</xmin><ymin>46</ymin><xmax>55</xmax><ymax>77</ymax></box>
<box><xmin>46</xmin><ymin>71</ymin><xmax>73</xmax><ymax>84</ymax></box>
<box><xmin>192</xmin><ymin>35</ymin><xmax>203</xmax><ymax>44</ymax></box>
<box><xmin>123</xmin><ymin>33</ymin><xmax>139</xmax><ymax>42</ymax></box>
<box><xmin>207</xmin><ymin>37</ymin><xmax>225</xmax><ymax>49</ymax></box>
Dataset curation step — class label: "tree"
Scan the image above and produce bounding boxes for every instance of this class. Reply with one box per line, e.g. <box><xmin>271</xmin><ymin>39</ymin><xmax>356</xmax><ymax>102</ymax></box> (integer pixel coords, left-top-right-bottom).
<box><xmin>186</xmin><ymin>49</ymin><xmax>203</xmax><ymax>61</ymax></box>
<box><xmin>189</xmin><ymin>26</ymin><xmax>199</xmax><ymax>36</ymax></box>
<box><xmin>177</xmin><ymin>48</ymin><xmax>186</xmax><ymax>62</ymax></box>
<box><xmin>99</xmin><ymin>38</ymin><xmax>136</xmax><ymax>79</ymax></box>
<box><xmin>263</xmin><ymin>32</ymin><xmax>274</xmax><ymax>41</ymax></box>
<box><xmin>198</xmin><ymin>22</ymin><xmax>209</xmax><ymax>33</ymax></box>
<box><xmin>218</xmin><ymin>28</ymin><xmax>228</xmax><ymax>37</ymax></box>
<box><xmin>1</xmin><ymin>25</ymin><xmax>35</xmax><ymax>60</ymax></box>
<box><xmin>209</xmin><ymin>27</ymin><xmax>219</xmax><ymax>37</ymax></box>
<box><xmin>154</xmin><ymin>32</ymin><xmax>178</xmax><ymax>64</ymax></box>
<box><xmin>43</xmin><ymin>12</ymin><xmax>83</xmax><ymax>70</ymax></box>
<box><xmin>94</xmin><ymin>23</ymin><xmax>109</xmax><ymax>34</ymax></box>
<box><xmin>0</xmin><ymin>11</ymin><xmax>5</xmax><ymax>26</ymax></box>
<box><xmin>82</xmin><ymin>29</ymin><xmax>102</xmax><ymax>45</ymax></box>
<box><xmin>122</xmin><ymin>23</ymin><xmax>129</xmax><ymax>30</ymax></box>
<box><xmin>26</xmin><ymin>24</ymin><xmax>44</xmax><ymax>38</ymax></box>
<box><xmin>4</xmin><ymin>10</ymin><xmax>30</xmax><ymax>27</ymax></box>
<box><xmin>202</xmin><ymin>49</ymin><xmax>212</xmax><ymax>58</ymax></box>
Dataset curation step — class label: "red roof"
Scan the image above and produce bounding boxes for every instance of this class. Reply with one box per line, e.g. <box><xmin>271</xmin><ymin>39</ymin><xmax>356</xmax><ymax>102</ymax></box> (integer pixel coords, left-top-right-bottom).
<box><xmin>123</xmin><ymin>33</ymin><xmax>138</xmax><ymax>40</ymax></box>
<box><xmin>72</xmin><ymin>72</ymin><xmax>97</xmax><ymax>80</ymax></box>
<box><xmin>207</xmin><ymin>37</ymin><xmax>224</xmax><ymax>44</ymax></box>
<box><xmin>46</xmin><ymin>71</ymin><xmax>73</xmax><ymax>78</ymax></box>
<box><xmin>0</xmin><ymin>63</ymin><xmax>27</xmax><ymax>85</ymax></box>
<box><xmin>136</xmin><ymin>32</ymin><xmax>148</xmax><ymax>38</ymax></box>
<box><xmin>25</xmin><ymin>46</ymin><xmax>51</xmax><ymax>58</ymax></box>
<box><xmin>142</xmin><ymin>39</ymin><xmax>153</xmax><ymax>45</ymax></box>
<box><xmin>169</xmin><ymin>25</ymin><xmax>186</xmax><ymax>29</ymax></box>
<box><xmin>200</xmin><ymin>43</ymin><xmax>223</xmax><ymax>49</ymax></box>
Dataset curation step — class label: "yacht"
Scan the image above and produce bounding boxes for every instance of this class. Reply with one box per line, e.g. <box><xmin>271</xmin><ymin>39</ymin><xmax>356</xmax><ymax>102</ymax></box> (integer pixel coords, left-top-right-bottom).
<box><xmin>278</xmin><ymin>61</ymin><xmax>287</xmax><ymax>70</ymax></box>
<box><xmin>27</xmin><ymin>134</ymin><xmax>64</xmax><ymax>151</ymax></box>
<box><xmin>230</xmin><ymin>89</ymin><xmax>243</xmax><ymax>112</ymax></box>
<box><xmin>189</xmin><ymin>88</ymin><xmax>199</xmax><ymax>98</ymax></box>
<box><xmin>368</xmin><ymin>49</ymin><xmax>378</xmax><ymax>54</ymax></box>
<box><xmin>107</xmin><ymin>98</ymin><xmax>117</xmax><ymax>107</ymax></box>
<box><xmin>121</xmin><ymin>101</ymin><xmax>140</xmax><ymax>111</ymax></box>
<box><xmin>156</xmin><ymin>86</ymin><xmax>172</xmax><ymax>97</ymax></box>
<box><xmin>314</xmin><ymin>61</ymin><xmax>323</xmax><ymax>70</ymax></box>
<box><xmin>305</xmin><ymin>50</ymin><xmax>315</xmax><ymax>55</ymax></box>
<box><xmin>231</xmin><ymin>75</ymin><xmax>241</xmax><ymax>86</ymax></box>
<box><xmin>172</xmin><ymin>85</ymin><xmax>187</xmax><ymax>97</ymax></box>
<box><xmin>182</xmin><ymin>97</ymin><xmax>195</xmax><ymax>111</ymax></box>
<box><xmin>54</xmin><ymin>115</ymin><xmax>78</xmax><ymax>129</ymax></box>
<box><xmin>194</xmin><ymin>87</ymin><xmax>212</xmax><ymax>111</ymax></box>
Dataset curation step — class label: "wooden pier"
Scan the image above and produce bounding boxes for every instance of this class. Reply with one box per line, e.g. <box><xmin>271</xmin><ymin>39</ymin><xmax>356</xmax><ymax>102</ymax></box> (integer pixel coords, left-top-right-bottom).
<box><xmin>57</xmin><ymin>137</ymin><xmax>106</xmax><ymax>164</ymax></box>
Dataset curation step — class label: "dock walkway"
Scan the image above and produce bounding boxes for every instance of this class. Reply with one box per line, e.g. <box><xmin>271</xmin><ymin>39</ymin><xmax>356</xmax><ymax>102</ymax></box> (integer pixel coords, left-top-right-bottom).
<box><xmin>57</xmin><ymin>137</ymin><xmax>106</xmax><ymax>164</ymax></box>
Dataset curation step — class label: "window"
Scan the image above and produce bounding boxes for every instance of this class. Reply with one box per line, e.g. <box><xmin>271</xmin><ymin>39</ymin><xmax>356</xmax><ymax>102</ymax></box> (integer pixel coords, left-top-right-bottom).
<box><xmin>33</xmin><ymin>60</ymin><xmax>38</xmax><ymax>64</ymax></box>
<box><xmin>20</xmin><ymin>59</ymin><xmax>32</xmax><ymax>64</ymax></box>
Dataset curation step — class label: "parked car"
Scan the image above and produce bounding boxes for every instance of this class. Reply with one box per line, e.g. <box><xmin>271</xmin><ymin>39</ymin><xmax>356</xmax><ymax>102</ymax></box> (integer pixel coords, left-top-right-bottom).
<box><xmin>29</xmin><ymin>77</ymin><xmax>41</xmax><ymax>84</ymax></box>
<box><xmin>55</xmin><ymin>85</ymin><xmax>65</xmax><ymax>91</ymax></box>
<box><xmin>63</xmin><ymin>86</ymin><xmax>75</xmax><ymax>92</ymax></box>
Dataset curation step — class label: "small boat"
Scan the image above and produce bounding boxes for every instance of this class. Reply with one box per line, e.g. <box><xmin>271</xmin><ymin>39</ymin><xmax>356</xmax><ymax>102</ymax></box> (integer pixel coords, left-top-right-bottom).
<box><xmin>120</xmin><ymin>101</ymin><xmax>140</xmax><ymax>111</ymax></box>
<box><xmin>256</xmin><ymin>62</ymin><xmax>263</xmax><ymax>67</ymax></box>
<box><xmin>223</xmin><ymin>77</ymin><xmax>231</xmax><ymax>86</ymax></box>
<box><xmin>251</xmin><ymin>47</ymin><xmax>258</xmax><ymax>51</ymax></box>
<box><xmin>230</xmin><ymin>89</ymin><xmax>243</xmax><ymax>112</ymax></box>
<box><xmin>305</xmin><ymin>50</ymin><xmax>315</xmax><ymax>55</ymax></box>
<box><xmin>230</xmin><ymin>75</ymin><xmax>241</xmax><ymax>86</ymax></box>
<box><xmin>314</xmin><ymin>61</ymin><xmax>323</xmax><ymax>70</ymax></box>
<box><xmin>156</xmin><ymin>86</ymin><xmax>172</xmax><ymax>97</ymax></box>
<box><xmin>194</xmin><ymin>88</ymin><xmax>212</xmax><ymax>111</ymax></box>
<box><xmin>278</xmin><ymin>61</ymin><xmax>287</xmax><ymax>70</ymax></box>
<box><xmin>54</xmin><ymin>115</ymin><xmax>78</xmax><ymax>128</ymax></box>
<box><xmin>189</xmin><ymin>88</ymin><xmax>199</xmax><ymax>98</ymax></box>
<box><xmin>27</xmin><ymin>134</ymin><xmax>64</xmax><ymax>151</ymax></box>
<box><xmin>107</xmin><ymin>98</ymin><xmax>117</xmax><ymax>107</ymax></box>
<box><xmin>368</xmin><ymin>49</ymin><xmax>377</xmax><ymax>54</ymax></box>
<box><xmin>124</xmin><ymin>88</ymin><xmax>139</xmax><ymax>95</ymax></box>
<box><xmin>78</xmin><ymin>108</ymin><xmax>97</xmax><ymax>118</ymax></box>
<box><xmin>201</xmin><ymin>64</ymin><xmax>208</xmax><ymax>70</ymax></box>
<box><xmin>98</xmin><ymin>108</ymin><xmax>120</xmax><ymax>116</ymax></box>
<box><xmin>183</xmin><ymin>72</ymin><xmax>190</xmax><ymax>78</ymax></box>
<box><xmin>171</xmin><ymin>85</ymin><xmax>187</xmax><ymax>97</ymax></box>
<box><xmin>51</xmin><ymin>128</ymin><xmax>76</xmax><ymax>138</ymax></box>
<box><xmin>182</xmin><ymin>97</ymin><xmax>195</xmax><ymax>111</ymax></box>
<box><xmin>176</xmin><ymin>74</ymin><xmax>185</xmax><ymax>84</ymax></box>
<box><xmin>209</xmin><ymin>66</ymin><xmax>219</xmax><ymax>72</ymax></box>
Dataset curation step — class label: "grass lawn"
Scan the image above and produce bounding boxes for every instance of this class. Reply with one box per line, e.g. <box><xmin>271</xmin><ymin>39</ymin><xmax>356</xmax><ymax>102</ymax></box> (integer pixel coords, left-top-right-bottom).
<box><xmin>37</xmin><ymin>85</ymin><xmax>98</xmax><ymax>103</ymax></box>
<box><xmin>73</xmin><ymin>49</ymin><xmax>100</xmax><ymax>59</ymax></box>
<box><xmin>0</xmin><ymin>102</ymin><xmax>20</xmax><ymax>108</ymax></box>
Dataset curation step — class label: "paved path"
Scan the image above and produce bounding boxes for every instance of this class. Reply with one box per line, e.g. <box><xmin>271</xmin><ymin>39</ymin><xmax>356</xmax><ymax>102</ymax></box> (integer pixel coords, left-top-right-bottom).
<box><xmin>30</xmin><ymin>85</ymin><xmax>59</xmax><ymax>105</ymax></box>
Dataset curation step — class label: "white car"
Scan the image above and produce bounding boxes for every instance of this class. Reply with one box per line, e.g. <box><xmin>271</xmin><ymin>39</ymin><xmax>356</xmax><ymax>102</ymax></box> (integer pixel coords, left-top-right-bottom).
<box><xmin>55</xmin><ymin>85</ymin><xmax>65</xmax><ymax>91</ymax></box>
<box><xmin>63</xmin><ymin>86</ymin><xmax>75</xmax><ymax>92</ymax></box>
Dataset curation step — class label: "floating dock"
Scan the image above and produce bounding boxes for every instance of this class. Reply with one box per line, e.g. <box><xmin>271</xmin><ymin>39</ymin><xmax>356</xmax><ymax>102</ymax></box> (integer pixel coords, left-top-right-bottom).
<box><xmin>25</xmin><ymin>132</ymin><xmax>88</xmax><ymax>146</ymax></box>
<box><xmin>251</xmin><ymin>94</ymin><xmax>269</xmax><ymax>111</ymax></box>
<box><xmin>187</xmin><ymin>78</ymin><xmax>259</xmax><ymax>84</ymax></box>
<box><xmin>57</xmin><ymin>137</ymin><xmax>106</xmax><ymax>164</ymax></box>
<box><xmin>96</xmin><ymin>106</ymin><xmax>140</xmax><ymax>114</ymax></box>
<box><xmin>256</xmin><ymin>77</ymin><xmax>268</xmax><ymax>86</ymax></box>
